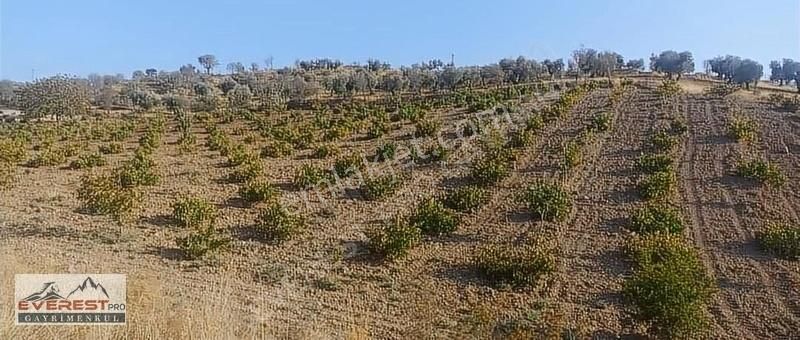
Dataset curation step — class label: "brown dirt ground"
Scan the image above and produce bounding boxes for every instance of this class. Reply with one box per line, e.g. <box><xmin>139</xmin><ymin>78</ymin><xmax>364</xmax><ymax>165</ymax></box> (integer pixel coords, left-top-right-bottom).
<box><xmin>1</xmin><ymin>80</ymin><xmax>799</xmax><ymax>339</ymax></box>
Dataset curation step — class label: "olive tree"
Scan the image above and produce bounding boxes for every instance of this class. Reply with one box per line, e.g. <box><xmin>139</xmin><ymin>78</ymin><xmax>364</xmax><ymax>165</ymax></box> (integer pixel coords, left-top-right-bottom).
<box><xmin>17</xmin><ymin>75</ymin><xmax>90</xmax><ymax>121</ymax></box>
<box><xmin>198</xmin><ymin>54</ymin><xmax>219</xmax><ymax>74</ymax></box>
<box><xmin>650</xmin><ymin>51</ymin><xmax>694</xmax><ymax>79</ymax></box>
<box><xmin>732</xmin><ymin>59</ymin><xmax>763</xmax><ymax>89</ymax></box>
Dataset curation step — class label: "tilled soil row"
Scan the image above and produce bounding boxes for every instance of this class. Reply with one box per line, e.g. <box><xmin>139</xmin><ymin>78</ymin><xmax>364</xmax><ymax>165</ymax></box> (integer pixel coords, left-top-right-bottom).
<box><xmin>679</xmin><ymin>94</ymin><xmax>800</xmax><ymax>338</ymax></box>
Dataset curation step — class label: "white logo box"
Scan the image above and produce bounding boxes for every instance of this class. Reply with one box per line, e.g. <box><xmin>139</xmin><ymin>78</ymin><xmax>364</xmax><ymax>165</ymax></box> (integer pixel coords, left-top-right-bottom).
<box><xmin>15</xmin><ymin>274</ymin><xmax>126</xmax><ymax>325</ymax></box>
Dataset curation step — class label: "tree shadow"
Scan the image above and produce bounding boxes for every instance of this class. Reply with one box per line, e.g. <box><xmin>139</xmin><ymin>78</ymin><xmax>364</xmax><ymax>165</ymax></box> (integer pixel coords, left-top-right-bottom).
<box><xmin>146</xmin><ymin>246</ymin><xmax>186</xmax><ymax>261</ymax></box>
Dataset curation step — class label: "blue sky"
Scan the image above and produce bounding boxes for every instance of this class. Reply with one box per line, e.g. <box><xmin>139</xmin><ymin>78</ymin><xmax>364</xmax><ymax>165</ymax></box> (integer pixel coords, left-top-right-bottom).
<box><xmin>1</xmin><ymin>0</ymin><xmax>798</xmax><ymax>81</ymax></box>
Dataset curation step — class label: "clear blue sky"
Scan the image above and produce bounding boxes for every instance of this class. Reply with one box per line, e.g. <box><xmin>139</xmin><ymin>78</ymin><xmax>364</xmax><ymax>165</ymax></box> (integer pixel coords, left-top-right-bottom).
<box><xmin>1</xmin><ymin>0</ymin><xmax>798</xmax><ymax>81</ymax></box>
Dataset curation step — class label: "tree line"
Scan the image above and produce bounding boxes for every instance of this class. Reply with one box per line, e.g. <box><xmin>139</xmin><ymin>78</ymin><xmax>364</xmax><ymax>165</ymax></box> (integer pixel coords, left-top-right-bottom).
<box><xmin>2</xmin><ymin>48</ymin><xmax>798</xmax><ymax>120</ymax></box>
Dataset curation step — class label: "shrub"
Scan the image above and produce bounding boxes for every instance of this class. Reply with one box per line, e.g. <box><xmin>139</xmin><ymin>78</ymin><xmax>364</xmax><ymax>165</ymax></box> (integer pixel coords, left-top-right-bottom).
<box><xmin>562</xmin><ymin>140</ymin><xmax>582</xmax><ymax>170</ymax></box>
<box><xmin>728</xmin><ymin>116</ymin><xmax>757</xmax><ymax>143</ymax></box>
<box><xmin>77</xmin><ymin>173</ymin><xmax>140</xmax><ymax>223</ymax></box>
<box><xmin>254</xmin><ymin>202</ymin><xmax>304</xmax><ymax>242</ymax></box>
<box><xmin>638</xmin><ymin>170</ymin><xmax>676</xmax><ymax>200</ymax></box>
<box><xmin>669</xmin><ymin>118</ymin><xmax>688</xmax><ymax>136</ymax></box>
<box><xmin>524</xmin><ymin>114</ymin><xmax>545</xmax><ymax>132</ymax></box>
<box><xmin>507</xmin><ymin>129</ymin><xmax>534</xmax><ymax>148</ymax></box>
<box><xmin>629</xmin><ymin>204</ymin><xmax>684</xmax><ymax>234</ymax></box>
<box><xmin>178</xmin><ymin>134</ymin><xmax>197</xmax><ymax>154</ymax></box>
<box><xmin>206</xmin><ymin>130</ymin><xmax>231</xmax><ymax>152</ymax></box>
<box><xmin>588</xmin><ymin>112</ymin><xmax>612</xmax><ymax>132</ymax></box>
<box><xmin>176</xmin><ymin>226</ymin><xmax>230</xmax><ymax>260</ymax></box>
<box><xmin>138</xmin><ymin>129</ymin><xmax>161</xmax><ymax>151</ymax></box>
<box><xmin>470</xmin><ymin>153</ymin><xmax>510</xmax><ymax>186</ymax></box>
<box><xmin>461</xmin><ymin>116</ymin><xmax>483</xmax><ymax>137</ymax></box>
<box><xmin>99</xmin><ymin>143</ymin><xmax>123</xmax><ymax>155</ymax></box>
<box><xmin>228</xmin><ymin>159</ymin><xmax>263</xmax><ymax>183</ymax></box>
<box><xmin>239</xmin><ymin>178</ymin><xmax>279</xmax><ymax>204</ymax></box>
<box><xmin>414</xmin><ymin>118</ymin><xmax>442</xmax><ymax>137</ymax></box>
<box><xmin>518</xmin><ymin>181</ymin><xmax>571</xmax><ymax>222</ymax></box>
<box><xmin>70</xmin><ymin>153</ymin><xmax>106</xmax><ymax>169</ymax></box>
<box><xmin>623</xmin><ymin>234</ymin><xmax>715</xmax><ymax>339</ymax></box>
<box><xmin>758</xmin><ymin>224</ymin><xmax>800</xmax><ymax>260</ymax></box>
<box><xmin>736</xmin><ymin>159</ymin><xmax>785</xmax><ymax>188</ymax></box>
<box><xmin>293</xmin><ymin>164</ymin><xmax>329</xmax><ymax>190</ymax></box>
<box><xmin>410</xmin><ymin>143</ymin><xmax>450</xmax><ymax>165</ymax></box>
<box><xmin>0</xmin><ymin>138</ymin><xmax>27</xmax><ymax>164</ymax></box>
<box><xmin>172</xmin><ymin>197</ymin><xmax>217</xmax><ymax>228</ymax></box>
<box><xmin>116</xmin><ymin>149</ymin><xmax>159</xmax><ymax>187</ymax></box>
<box><xmin>474</xmin><ymin>242</ymin><xmax>556</xmax><ymax>287</ymax></box>
<box><xmin>442</xmin><ymin>185</ymin><xmax>488</xmax><ymax>213</ymax></box>
<box><xmin>636</xmin><ymin>153</ymin><xmax>673</xmax><ymax>174</ymax></box>
<box><xmin>409</xmin><ymin>197</ymin><xmax>459</xmax><ymax>236</ymax></box>
<box><xmin>374</xmin><ymin>141</ymin><xmax>397</xmax><ymax>162</ymax></box>
<box><xmin>27</xmin><ymin>149</ymin><xmax>67</xmax><ymax>168</ymax></box>
<box><xmin>361</xmin><ymin>174</ymin><xmax>403</xmax><ymax>201</ymax></box>
<box><xmin>366</xmin><ymin>217</ymin><xmax>421</xmax><ymax>259</ymax></box>
<box><xmin>366</xmin><ymin>119</ymin><xmax>388</xmax><ymax>139</ymax></box>
<box><xmin>650</xmin><ymin>131</ymin><xmax>679</xmax><ymax>152</ymax></box>
<box><xmin>261</xmin><ymin>141</ymin><xmax>294</xmax><ymax>158</ymax></box>
<box><xmin>226</xmin><ymin>144</ymin><xmax>256</xmax><ymax>167</ymax></box>
<box><xmin>398</xmin><ymin>106</ymin><xmax>424</xmax><ymax>122</ymax></box>
<box><xmin>333</xmin><ymin>153</ymin><xmax>365</xmax><ymax>178</ymax></box>
<box><xmin>312</xmin><ymin>144</ymin><xmax>340</xmax><ymax>159</ymax></box>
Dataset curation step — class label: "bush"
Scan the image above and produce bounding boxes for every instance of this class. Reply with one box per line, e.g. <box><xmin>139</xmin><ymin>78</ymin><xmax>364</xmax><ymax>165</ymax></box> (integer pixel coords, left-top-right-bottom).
<box><xmin>227</xmin><ymin>144</ymin><xmax>256</xmax><ymax>167</ymax></box>
<box><xmin>361</xmin><ymin>174</ymin><xmax>403</xmax><ymax>201</ymax></box>
<box><xmin>333</xmin><ymin>153</ymin><xmax>365</xmax><ymax>178</ymax></box>
<box><xmin>99</xmin><ymin>143</ymin><xmax>123</xmax><ymax>155</ymax></box>
<box><xmin>623</xmin><ymin>234</ymin><xmax>715</xmax><ymax>339</ymax></box>
<box><xmin>758</xmin><ymin>224</ymin><xmax>800</xmax><ymax>260</ymax></box>
<box><xmin>116</xmin><ymin>149</ymin><xmax>159</xmax><ymax>187</ymax></box>
<box><xmin>518</xmin><ymin>181</ymin><xmax>571</xmax><ymax>222</ymax></box>
<box><xmin>0</xmin><ymin>138</ymin><xmax>27</xmax><ymax>164</ymax></box>
<box><xmin>562</xmin><ymin>140</ymin><xmax>582</xmax><ymax>170</ymax></box>
<box><xmin>736</xmin><ymin>159</ymin><xmax>785</xmax><ymax>188</ymax></box>
<box><xmin>312</xmin><ymin>144</ymin><xmax>340</xmax><ymax>159</ymax></box>
<box><xmin>77</xmin><ymin>173</ymin><xmax>140</xmax><ymax>223</ymax></box>
<box><xmin>228</xmin><ymin>159</ymin><xmax>263</xmax><ymax>183</ymax></box>
<box><xmin>650</xmin><ymin>131</ymin><xmax>679</xmax><ymax>152</ymax></box>
<box><xmin>239</xmin><ymin>178</ymin><xmax>279</xmax><ymax>204</ymax></box>
<box><xmin>27</xmin><ymin>149</ymin><xmax>67</xmax><ymax>168</ymax></box>
<box><xmin>638</xmin><ymin>170</ymin><xmax>676</xmax><ymax>200</ymax></box>
<box><xmin>470</xmin><ymin>153</ymin><xmax>510</xmax><ymax>186</ymax></box>
<box><xmin>138</xmin><ymin>129</ymin><xmax>162</xmax><ymax>151</ymax></box>
<box><xmin>409</xmin><ymin>197</ymin><xmax>460</xmax><ymax>236</ymax></box>
<box><xmin>636</xmin><ymin>153</ymin><xmax>673</xmax><ymax>174</ymax></box>
<box><xmin>728</xmin><ymin>116</ymin><xmax>757</xmax><ymax>143</ymax></box>
<box><xmin>206</xmin><ymin>130</ymin><xmax>231</xmax><ymax>152</ymax></box>
<box><xmin>70</xmin><ymin>153</ymin><xmax>106</xmax><ymax>169</ymax></box>
<box><xmin>414</xmin><ymin>118</ymin><xmax>442</xmax><ymax>138</ymax></box>
<box><xmin>474</xmin><ymin>242</ymin><xmax>556</xmax><ymax>287</ymax></box>
<box><xmin>367</xmin><ymin>217</ymin><xmax>421</xmax><ymax>259</ymax></box>
<box><xmin>374</xmin><ymin>141</ymin><xmax>397</xmax><ymax>162</ymax></box>
<box><xmin>261</xmin><ymin>141</ymin><xmax>294</xmax><ymax>158</ymax></box>
<box><xmin>398</xmin><ymin>106</ymin><xmax>425</xmax><ymax>122</ymax></box>
<box><xmin>366</xmin><ymin>119</ymin><xmax>388</xmax><ymax>139</ymax></box>
<box><xmin>176</xmin><ymin>226</ymin><xmax>229</xmax><ymax>260</ymax></box>
<box><xmin>293</xmin><ymin>164</ymin><xmax>329</xmax><ymax>190</ymax></box>
<box><xmin>524</xmin><ymin>114</ymin><xmax>545</xmax><ymax>132</ymax></box>
<box><xmin>254</xmin><ymin>202</ymin><xmax>304</xmax><ymax>242</ymax></box>
<box><xmin>629</xmin><ymin>204</ymin><xmax>684</xmax><ymax>234</ymax></box>
<box><xmin>410</xmin><ymin>143</ymin><xmax>450</xmax><ymax>165</ymax></box>
<box><xmin>442</xmin><ymin>185</ymin><xmax>488</xmax><ymax>213</ymax></box>
<box><xmin>588</xmin><ymin>112</ymin><xmax>612</xmax><ymax>132</ymax></box>
<box><xmin>507</xmin><ymin>129</ymin><xmax>534</xmax><ymax>148</ymax></box>
<box><xmin>172</xmin><ymin>197</ymin><xmax>217</xmax><ymax>228</ymax></box>
<box><xmin>669</xmin><ymin>118</ymin><xmax>688</xmax><ymax>136</ymax></box>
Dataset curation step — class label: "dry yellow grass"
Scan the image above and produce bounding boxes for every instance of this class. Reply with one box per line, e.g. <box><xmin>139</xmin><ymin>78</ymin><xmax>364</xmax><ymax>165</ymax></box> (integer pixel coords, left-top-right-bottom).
<box><xmin>0</xmin><ymin>251</ymin><xmax>345</xmax><ymax>340</ymax></box>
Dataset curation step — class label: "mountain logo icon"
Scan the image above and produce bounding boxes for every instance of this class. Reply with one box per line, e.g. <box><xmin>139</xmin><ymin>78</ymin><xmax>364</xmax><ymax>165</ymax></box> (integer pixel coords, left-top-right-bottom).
<box><xmin>21</xmin><ymin>277</ymin><xmax>110</xmax><ymax>302</ymax></box>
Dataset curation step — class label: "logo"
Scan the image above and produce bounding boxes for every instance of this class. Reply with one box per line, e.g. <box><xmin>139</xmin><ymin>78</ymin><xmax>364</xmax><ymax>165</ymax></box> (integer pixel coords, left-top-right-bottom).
<box><xmin>15</xmin><ymin>274</ymin><xmax>126</xmax><ymax>325</ymax></box>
